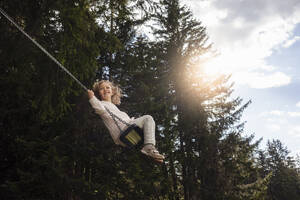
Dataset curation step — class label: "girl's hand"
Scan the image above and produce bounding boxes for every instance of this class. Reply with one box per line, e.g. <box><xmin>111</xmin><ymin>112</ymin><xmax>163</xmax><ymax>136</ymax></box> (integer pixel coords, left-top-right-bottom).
<box><xmin>87</xmin><ymin>90</ymin><xmax>94</xmax><ymax>99</ymax></box>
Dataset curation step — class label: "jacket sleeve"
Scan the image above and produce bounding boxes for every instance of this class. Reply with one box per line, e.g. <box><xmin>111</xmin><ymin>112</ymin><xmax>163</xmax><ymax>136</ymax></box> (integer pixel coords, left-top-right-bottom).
<box><xmin>89</xmin><ymin>96</ymin><xmax>105</xmax><ymax>116</ymax></box>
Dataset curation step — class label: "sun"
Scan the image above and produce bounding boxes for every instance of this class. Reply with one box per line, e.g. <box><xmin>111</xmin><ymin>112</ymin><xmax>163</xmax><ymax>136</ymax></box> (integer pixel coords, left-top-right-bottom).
<box><xmin>203</xmin><ymin>53</ymin><xmax>240</xmax><ymax>76</ymax></box>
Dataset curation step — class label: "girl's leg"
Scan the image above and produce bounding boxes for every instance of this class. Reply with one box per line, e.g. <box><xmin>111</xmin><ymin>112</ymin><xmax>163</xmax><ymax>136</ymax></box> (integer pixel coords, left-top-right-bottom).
<box><xmin>132</xmin><ymin>115</ymin><xmax>156</xmax><ymax>145</ymax></box>
<box><xmin>132</xmin><ymin>115</ymin><xmax>164</xmax><ymax>161</ymax></box>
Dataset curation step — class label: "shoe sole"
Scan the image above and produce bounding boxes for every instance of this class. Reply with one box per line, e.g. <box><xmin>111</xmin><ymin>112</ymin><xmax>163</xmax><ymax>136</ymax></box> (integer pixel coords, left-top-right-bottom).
<box><xmin>141</xmin><ymin>149</ymin><xmax>165</xmax><ymax>160</ymax></box>
<box><xmin>142</xmin><ymin>153</ymin><xmax>164</xmax><ymax>164</ymax></box>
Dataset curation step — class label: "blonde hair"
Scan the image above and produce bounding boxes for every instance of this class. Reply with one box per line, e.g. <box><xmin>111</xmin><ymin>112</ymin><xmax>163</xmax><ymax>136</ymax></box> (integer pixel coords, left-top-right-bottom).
<box><xmin>92</xmin><ymin>80</ymin><xmax>122</xmax><ymax>105</ymax></box>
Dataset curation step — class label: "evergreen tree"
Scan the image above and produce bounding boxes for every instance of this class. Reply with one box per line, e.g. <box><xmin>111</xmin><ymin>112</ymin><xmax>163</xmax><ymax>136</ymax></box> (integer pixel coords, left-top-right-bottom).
<box><xmin>152</xmin><ymin>0</ymin><xmax>269</xmax><ymax>199</ymax></box>
<box><xmin>1</xmin><ymin>0</ymin><xmax>285</xmax><ymax>199</ymax></box>
<box><xmin>1</xmin><ymin>0</ymin><xmax>101</xmax><ymax>199</ymax></box>
<box><xmin>257</xmin><ymin>140</ymin><xmax>300</xmax><ymax>200</ymax></box>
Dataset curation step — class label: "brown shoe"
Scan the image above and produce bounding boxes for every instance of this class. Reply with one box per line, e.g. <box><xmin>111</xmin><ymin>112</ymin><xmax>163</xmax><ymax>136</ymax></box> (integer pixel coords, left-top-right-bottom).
<box><xmin>141</xmin><ymin>144</ymin><xmax>165</xmax><ymax>161</ymax></box>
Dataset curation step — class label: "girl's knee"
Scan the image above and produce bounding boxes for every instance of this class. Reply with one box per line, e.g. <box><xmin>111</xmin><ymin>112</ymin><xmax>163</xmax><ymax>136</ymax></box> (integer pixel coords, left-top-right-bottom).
<box><xmin>144</xmin><ymin>115</ymin><xmax>154</xmax><ymax>122</ymax></box>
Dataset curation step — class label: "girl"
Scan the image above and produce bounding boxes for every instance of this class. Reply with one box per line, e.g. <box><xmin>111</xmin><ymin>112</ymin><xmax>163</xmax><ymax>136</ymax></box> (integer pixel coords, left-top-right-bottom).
<box><xmin>87</xmin><ymin>80</ymin><xmax>165</xmax><ymax>163</ymax></box>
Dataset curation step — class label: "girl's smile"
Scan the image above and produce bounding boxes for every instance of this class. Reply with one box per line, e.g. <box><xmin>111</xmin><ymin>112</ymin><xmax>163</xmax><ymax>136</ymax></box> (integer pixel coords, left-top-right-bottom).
<box><xmin>99</xmin><ymin>82</ymin><xmax>113</xmax><ymax>102</ymax></box>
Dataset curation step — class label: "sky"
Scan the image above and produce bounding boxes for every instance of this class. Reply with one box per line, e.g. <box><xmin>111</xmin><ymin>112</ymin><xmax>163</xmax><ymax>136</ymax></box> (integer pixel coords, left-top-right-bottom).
<box><xmin>181</xmin><ymin>0</ymin><xmax>300</xmax><ymax>157</ymax></box>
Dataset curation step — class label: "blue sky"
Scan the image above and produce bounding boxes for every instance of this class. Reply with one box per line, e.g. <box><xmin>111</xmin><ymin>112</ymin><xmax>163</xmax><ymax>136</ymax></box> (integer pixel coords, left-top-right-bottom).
<box><xmin>181</xmin><ymin>0</ymin><xmax>300</xmax><ymax>156</ymax></box>
<box><xmin>238</xmin><ymin>25</ymin><xmax>300</xmax><ymax>157</ymax></box>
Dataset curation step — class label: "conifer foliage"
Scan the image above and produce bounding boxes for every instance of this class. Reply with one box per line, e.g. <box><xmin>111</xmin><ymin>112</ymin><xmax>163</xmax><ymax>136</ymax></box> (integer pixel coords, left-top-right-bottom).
<box><xmin>0</xmin><ymin>0</ymin><xmax>299</xmax><ymax>199</ymax></box>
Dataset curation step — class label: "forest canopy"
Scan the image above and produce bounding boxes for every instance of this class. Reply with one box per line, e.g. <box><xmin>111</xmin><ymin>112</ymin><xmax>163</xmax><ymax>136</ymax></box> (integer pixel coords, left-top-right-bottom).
<box><xmin>0</xmin><ymin>0</ymin><xmax>299</xmax><ymax>199</ymax></box>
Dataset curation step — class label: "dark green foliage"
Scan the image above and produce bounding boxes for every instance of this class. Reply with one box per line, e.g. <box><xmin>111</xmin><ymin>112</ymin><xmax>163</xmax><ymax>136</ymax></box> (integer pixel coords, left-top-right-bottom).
<box><xmin>1</xmin><ymin>0</ymin><xmax>100</xmax><ymax>199</ymax></box>
<box><xmin>1</xmin><ymin>0</ymin><xmax>299</xmax><ymax>200</ymax></box>
<box><xmin>257</xmin><ymin>140</ymin><xmax>300</xmax><ymax>200</ymax></box>
<box><xmin>150</xmin><ymin>1</ymin><xmax>270</xmax><ymax>199</ymax></box>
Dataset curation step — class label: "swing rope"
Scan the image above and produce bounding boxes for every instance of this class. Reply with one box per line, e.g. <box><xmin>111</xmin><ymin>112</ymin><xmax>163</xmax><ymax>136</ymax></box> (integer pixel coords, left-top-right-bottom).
<box><xmin>0</xmin><ymin>7</ymin><xmax>88</xmax><ymax>91</ymax></box>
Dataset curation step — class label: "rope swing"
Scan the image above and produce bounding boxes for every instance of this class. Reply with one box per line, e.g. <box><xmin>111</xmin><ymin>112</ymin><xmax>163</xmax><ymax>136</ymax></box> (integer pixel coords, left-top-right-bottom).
<box><xmin>1</xmin><ymin>8</ymin><xmax>149</xmax><ymax>151</ymax></box>
<box><xmin>0</xmin><ymin>8</ymin><xmax>88</xmax><ymax>91</ymax></box>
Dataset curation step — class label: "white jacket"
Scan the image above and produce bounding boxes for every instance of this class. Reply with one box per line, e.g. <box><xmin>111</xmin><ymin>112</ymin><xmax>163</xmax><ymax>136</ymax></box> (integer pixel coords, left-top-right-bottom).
<box><xmin>89</xmin><ymin>96</ymin><xmax>133</xmax><ymax>146</ymax></box>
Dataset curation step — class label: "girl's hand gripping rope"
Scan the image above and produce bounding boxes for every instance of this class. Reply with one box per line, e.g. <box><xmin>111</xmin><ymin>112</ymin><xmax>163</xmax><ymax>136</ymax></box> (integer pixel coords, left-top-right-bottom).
<box><xmin>87</xmin><ymin>90</ymin><xmax>94</xmax><ymax>99</ymax></box>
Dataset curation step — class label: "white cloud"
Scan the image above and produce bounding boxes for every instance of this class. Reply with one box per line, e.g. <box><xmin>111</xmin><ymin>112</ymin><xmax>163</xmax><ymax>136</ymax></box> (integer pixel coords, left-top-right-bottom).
<box><xmin>260</xmin><ymin>110</ymin><xmax>284</xmax><ymax>117</ymax></box>
<box><xmin>283</xmin><ymin>36</ymin><xmax>300</xmax><ymax>48</ymax></box>
<box><xmin>269</xmin><ymin>110</ymin><xmax>285</xmax><ymax>116</ymax></box>
<box><xmin>182</xmin><ymin>0</ymin><xmax>300</xmax><ymax>88</ymax></box>
<box><xmin>288</xmin><ymin>126</ymin><xmax>300</xmax><ymax>137</ymax></box>
<box><xmin>264</xmin><ymin>117</ymin><xmax>289</xmax><ymax>125</ymax></box>
<box><xmin>287</xmin><ymin>112</ymin><xmax>300</xmax><ymax>117</ymax></box>
<box><xmin>296</xmin><ymin>101</ymin><xmax>300</xmax><ymax>108</ymax></box>
<box><xmin>266</xmin><ymin>124</ymin><xmax>281</xmax><ymax>132</ymax></box>
<box><xmin>262</xmin><ymin>117</ymin><xmax>300</xmax><ymax>137</ymax></box>
<box><xmin>234</xmin><ymin>71</ymin><xmax>291</xmax><ymax>89</ymax></box>
<box><xmin>260</xmin><ymin>110</ymin><xmax>300</xmax><ymax>117</ymax></box>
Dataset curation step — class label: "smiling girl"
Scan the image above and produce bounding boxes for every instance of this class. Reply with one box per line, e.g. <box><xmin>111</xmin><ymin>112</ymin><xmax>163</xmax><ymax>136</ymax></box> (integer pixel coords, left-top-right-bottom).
<box><xmin>87</xmin><ymin>80</ymin><xmax>165</xmax><ymax>163</ymax></box>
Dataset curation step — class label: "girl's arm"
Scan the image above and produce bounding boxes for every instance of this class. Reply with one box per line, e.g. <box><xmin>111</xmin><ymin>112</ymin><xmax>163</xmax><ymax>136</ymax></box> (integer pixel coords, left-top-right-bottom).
<box><xmin>88</xmin><ymin>90</ymin><xmax>105</xmax><ymax>115</ymax></box>
<box><xmin>87</xmin><ymin>90</ymin><xmax>94</xmax><ymax>99</ymax></box>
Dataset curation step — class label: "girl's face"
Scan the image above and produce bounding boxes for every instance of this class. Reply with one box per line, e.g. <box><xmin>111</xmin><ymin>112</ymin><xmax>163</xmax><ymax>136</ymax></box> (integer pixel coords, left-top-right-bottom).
<box><xmin>98</xmin><ymin>82</ymin><xmax>113</xmax><ymax>102</ymax></box>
